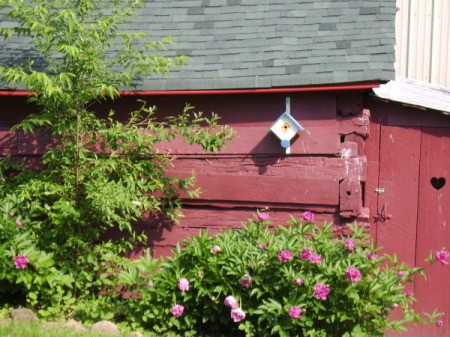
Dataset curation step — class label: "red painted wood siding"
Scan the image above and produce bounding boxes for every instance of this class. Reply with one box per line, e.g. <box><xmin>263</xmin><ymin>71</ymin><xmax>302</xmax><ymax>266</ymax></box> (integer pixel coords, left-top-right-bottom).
<box><xmin>116</xmin><ymin>93</ymin><xmax>369</xmax><ymax>254</ymax></box>
<box><xmin>3</xmin><ymin>91</ymin><xmax>449</xmax><ymax>335</ymax></box>
<box><xmin>413</xmin><ymin>129</ymin><xmax>450</xmax><ymax>337</ymax></box>
<box><xmin>376</xmin><ymin>125</ymin><xmax>421</xmax><ymax>267</ymax></box>
<box><xmin>366</xmin><ymin>96</ymin><xmax>450</xmax><ymax>337</ymax></box>
<box><xmin>0</xmin><ymin>92</ymin><xmax>370</xmax><ymax>257</ymax></box>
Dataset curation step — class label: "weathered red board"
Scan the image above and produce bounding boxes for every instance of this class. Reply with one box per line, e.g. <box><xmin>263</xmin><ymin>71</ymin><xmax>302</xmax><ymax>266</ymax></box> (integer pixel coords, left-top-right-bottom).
<box><xmin>134</xmin><ymin>208</ymin><xmax>343</xmax><ymax>257</ymax></box>
<box><xmin>169</xmin><ymin>156</ymin><xmax>366</xmax><ymax>182</ymax></box>
<box><xmin>183</xmin><ymin>173</ymin><xmax>339</xmax><ymax>206</ymax></box>
<box><xmin>375</xmin><ymin>126</ymin><xmax>421</xmax><ymax>268</ymax></box>
<box><xmin>139</xmin><ymin>92</ymin><xmax>337</xmax><ymax>125</ymax></box>
<box><xmin>364</xmin><ymin>102</ymin><xmax>383</xmax><ymax>240</ymax></box>
<box><xmin>157</xmin><ymin>125</ymin><xmax>340</xmax><ymax>155</ymax></box>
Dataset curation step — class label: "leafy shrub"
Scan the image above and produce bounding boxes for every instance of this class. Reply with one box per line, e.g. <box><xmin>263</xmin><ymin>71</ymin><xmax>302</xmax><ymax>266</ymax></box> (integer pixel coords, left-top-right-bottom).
<box><xmin>122</xmin><ymin>212</ymin><xmax>445</xmax><ymax>337</ymax></box>
<box><xmin>0</xmin><ymin>201</ymin><xmax>73</xmax><ymax>315</ymax></box>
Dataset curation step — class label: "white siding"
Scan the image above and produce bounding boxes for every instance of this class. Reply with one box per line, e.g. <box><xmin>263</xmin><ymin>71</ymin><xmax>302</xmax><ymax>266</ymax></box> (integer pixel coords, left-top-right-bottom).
<box><xmin>396</xmin><ymin>0</ymin><xmax>450</xmax><ymax>87</ymax></box>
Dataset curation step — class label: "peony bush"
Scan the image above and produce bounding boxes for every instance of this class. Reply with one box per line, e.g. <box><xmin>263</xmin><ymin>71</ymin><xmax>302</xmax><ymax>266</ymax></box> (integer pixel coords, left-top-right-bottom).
<box><xmin>121</xmin><ymin>212</ymin><xmax>446</xmax><ymax>337</ymax></box>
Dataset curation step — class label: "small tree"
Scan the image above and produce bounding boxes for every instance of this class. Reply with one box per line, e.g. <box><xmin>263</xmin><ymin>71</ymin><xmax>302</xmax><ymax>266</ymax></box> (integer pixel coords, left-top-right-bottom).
<box><xmin>0</xmin><ymin>0</ymin><xmax>234</xmax><ymax>319</ymax></box>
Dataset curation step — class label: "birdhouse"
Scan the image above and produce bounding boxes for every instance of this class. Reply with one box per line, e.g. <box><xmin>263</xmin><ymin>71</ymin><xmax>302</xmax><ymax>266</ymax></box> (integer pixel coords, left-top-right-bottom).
<box><xmin>270</xmin><ymin>112</ymin><xmax>305</xmax><ymax>149</ymax></box>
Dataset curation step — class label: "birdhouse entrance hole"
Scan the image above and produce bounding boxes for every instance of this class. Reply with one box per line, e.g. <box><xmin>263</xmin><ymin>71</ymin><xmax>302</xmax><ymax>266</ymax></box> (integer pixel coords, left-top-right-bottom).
<box><xmin>281</xmin><ymin>122</ymin><xmax>290</xmax><ymax>132</ymax></box>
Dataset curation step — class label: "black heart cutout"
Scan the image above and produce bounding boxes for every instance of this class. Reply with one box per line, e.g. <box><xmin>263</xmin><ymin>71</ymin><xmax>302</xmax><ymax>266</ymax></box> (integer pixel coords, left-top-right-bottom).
<box><xmin>431</xmin><ymin>177</ymin><xmax>446</xmax><ymax>190</ymax></box>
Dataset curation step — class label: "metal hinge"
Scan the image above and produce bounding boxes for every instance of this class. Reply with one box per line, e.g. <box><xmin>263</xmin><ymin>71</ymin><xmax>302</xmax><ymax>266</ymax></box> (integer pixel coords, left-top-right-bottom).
<box><xmin>374</xmin><ymin>203</ymin><xmax>392</xmax><ymax>222</ymax></box>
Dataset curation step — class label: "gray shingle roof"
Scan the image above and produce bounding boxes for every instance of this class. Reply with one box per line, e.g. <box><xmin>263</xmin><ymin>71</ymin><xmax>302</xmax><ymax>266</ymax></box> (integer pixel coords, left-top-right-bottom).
<box><xmin>0</xmin><ymin>1</ymin><xmax>396</xmax><ymax>91</ymax></box>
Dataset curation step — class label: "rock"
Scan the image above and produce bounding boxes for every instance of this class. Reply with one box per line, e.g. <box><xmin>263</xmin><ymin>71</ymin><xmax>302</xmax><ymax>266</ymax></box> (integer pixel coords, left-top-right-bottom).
<box><xmin>64</xmin><ymin>319</ymin><xmax>88</xmax><ymax>332</ymax></box>
<box><xmin>129</xmin><ymin>332</ymin><xmax>144</xmax><ymax>337</ymax></box>
<box><xmin>10</xmin><ymin>308</ymin><xmax>37</xmax><ymax>321</ymax></box>
<box><xmin>90</xmin><ymin>320</ymin><xmax>119</xmax><ymax>335</ymax></box>
<box><xmin>42</xmin><ymin>321</ymin><xmax>62</xmax><ymax>330</ymax></box>
<box><xmin>0</xmin><ymin>317</ymin><xmax>11</xmax><ymax>325</ymax></box>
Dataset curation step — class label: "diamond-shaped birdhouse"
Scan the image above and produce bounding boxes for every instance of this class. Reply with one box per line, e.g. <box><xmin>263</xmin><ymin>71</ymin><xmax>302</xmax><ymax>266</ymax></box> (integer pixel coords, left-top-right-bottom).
<box><xmin>270</xmin><ymin>112</ymin><xmax>304</xmax><ymax>148</ymax></box>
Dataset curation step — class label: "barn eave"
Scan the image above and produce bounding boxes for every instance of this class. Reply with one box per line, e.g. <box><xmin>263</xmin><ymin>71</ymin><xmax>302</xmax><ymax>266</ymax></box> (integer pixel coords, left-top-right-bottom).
<box><xmin>373</xmin><ymin>76</ymin><xmax>450</xmax><ymax>115</ymax></box>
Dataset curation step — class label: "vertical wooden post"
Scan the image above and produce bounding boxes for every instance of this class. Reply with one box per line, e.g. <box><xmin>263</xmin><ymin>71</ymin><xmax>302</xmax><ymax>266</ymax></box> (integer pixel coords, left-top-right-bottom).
<box><xmin>285</xmin><ymin>97</ymin><xmax>291</xmax><ymax>154</ymax></box>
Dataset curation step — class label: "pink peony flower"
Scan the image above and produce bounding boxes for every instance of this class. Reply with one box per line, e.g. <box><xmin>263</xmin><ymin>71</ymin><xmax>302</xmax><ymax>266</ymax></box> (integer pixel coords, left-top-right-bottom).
<box><xmin>178</xmin><ymin>278</ymin><xmax>190</xmax><ymax>291</ymax></box>
<box><xmin>239</xmin><ymin>274</ymin><xmax>252</xmax><ymax>287</ymax></box>
<box><xmin>434</xmin><ymin>250</ymin><xmax>449</xmax><ymax>265</ymax></box>
<box><xmin>288</xmin><ymin>306</ymin><xmax>302</xmax><ymax>319</ymax></box>
<box><xmin>278</xmin><ymin>250</ymin><xmax>293</xmax><ymax>262</ymax></box>
<box><xmin>14</xmin><ymin>255</ymin><xmax>29</xmax><ymax>269</ymax></box>
<box><xmin>15</xmin><ymin>220</ymin><xmax>23</xmax><ymax>226</ymax></box>
<box><xmin>437</xmin><ymin>320</ymin><xmax>443</xmax><ymax>327</ymax></box>
<box><xmin>230</xmin><ymin>308</ymin><xmax>246</xmax><ymax>322</ymax></box>
<box><xmin>211</xmin><ymin>245</ymin><xmax>221</xmax><ymax>254</ymax></box>
<box><xmin>258</xmin><ymin>242</ymin><xmax>265</xmax><ymax>249</ymax></box>
<box><xmin>300</xmin><ymin>247</ymin><xmax>313</xmax><ymax>260</ymax></box>
<box><xmin>9</xmin><ymin>212</ymin><xmax>14</xmax><ymax>217</ymax></box>
<box><xmin>295</xmin><ymin>278</ymin><xmax>303</xmax><ymax>286</ymax></box>
<box><xmin>171</xmin><ymin>304</ymin><xmax>184</xmax><ymax>317</ymax></box>
<box><xmin>367</xmin><ymin>252</ymin><xmax>378</xmax><ymax>261</ymax></box>
<box><xmin>255</xmin><ymin>212</ymin><xmax>269</xmax><ymax>221</ymax></box>
<box><xmin>309</xmin><ymin>253</ymin><xmax>323</xmax><ymax>264</ymax></box>
<box><xmin>345</xmin><ymin>267</ymin><xmax>362</xmax><ymax>282</ymax></box>
<box><xmin>397</xmin><ymin>271</ymin><xmax>405</xmax><ymax>278</ymax></box>
<box><xmin>313</xmin><ymin>283</ymin><xmax>330</xmax><ymax>301</ymax></box>
<box><xmin>224</xmin><ymin>295</ymin><xmax>238</xmax><ymax>309</ymax></box>
<box><xmin>344</xmin><ymin>239</ymin><xmax>356</xmax><ymax>252</ymax></box>
<box><xmin>302</xmin><ymin>211</ymin><xmax>314</xmax><ymax>221</ymax></box>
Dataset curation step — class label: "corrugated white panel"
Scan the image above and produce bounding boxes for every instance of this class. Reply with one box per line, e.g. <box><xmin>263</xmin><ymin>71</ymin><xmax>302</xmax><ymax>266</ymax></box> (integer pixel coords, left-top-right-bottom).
<box><xmin>395</xmin><ymin>0</ymin><xmax>450</xmax><ymax>87</ymax></box>
<box><xmin>430</xmin><ymin>0</ymin><xmax>450</xmax><ymax>86</ymax></box>
<box><xmin>395</xmin><ymin>0</ymin><xmax>409</xmax><ymax>75</ymax></box>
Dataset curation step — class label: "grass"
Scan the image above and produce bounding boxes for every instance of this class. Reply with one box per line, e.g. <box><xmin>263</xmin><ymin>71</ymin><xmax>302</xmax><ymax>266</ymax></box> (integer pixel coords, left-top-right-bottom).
<box><xmin>0</xmin><ymin>320</ymin><xmax>156</xmax><ymax>337</ymax></box>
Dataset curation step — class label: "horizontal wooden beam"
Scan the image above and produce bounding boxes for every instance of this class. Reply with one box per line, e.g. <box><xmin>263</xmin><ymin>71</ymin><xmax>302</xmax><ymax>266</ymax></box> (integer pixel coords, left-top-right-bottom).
<box><xmin>157</xmin><ymin>125</ymin><xmax>339</xmax><ymax>155</ymax></box>
<box><xmin>181</xmin><ymin>173</ymin><xmax>339</xmax><ymax>206</ymax></box>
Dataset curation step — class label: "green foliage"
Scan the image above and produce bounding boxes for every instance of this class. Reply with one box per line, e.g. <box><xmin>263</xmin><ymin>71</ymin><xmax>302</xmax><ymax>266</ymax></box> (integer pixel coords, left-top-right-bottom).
<box><xmin>0</xmin><ymin>0</ymin><xmax>234</xmax><ymax>320</ymax></box>
<box><xmin>0</xmin><ymin>319</ymin><xmax>161</xmax><ymax>337</ymax></box>
<box><xmin>122</xmin><ymin>214</ymin><xmax>443</xmax><ymax>337</ymax></box>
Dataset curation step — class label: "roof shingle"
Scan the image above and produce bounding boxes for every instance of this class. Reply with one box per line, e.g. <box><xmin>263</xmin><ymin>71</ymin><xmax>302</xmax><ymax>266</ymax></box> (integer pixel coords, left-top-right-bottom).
<box><xmin>0</xmin><ymin>0</ymin><xmax>396</xmax><ymax>91</ymax></box>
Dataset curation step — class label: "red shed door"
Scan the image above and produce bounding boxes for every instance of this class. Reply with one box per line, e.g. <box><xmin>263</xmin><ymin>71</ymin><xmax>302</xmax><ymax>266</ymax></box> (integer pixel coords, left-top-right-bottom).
<box><xmin>413</xmin><ymin>128</ymin><xmax>449</xmax><ymax>337</ymax></box>
<box><xmin>376</xmin><ymin>126</ymin><xmax>421</xmax><ymax>268</ymax></box>
<box><xmin>376</xmin><ymin>126</ymin><xmax>449</xmax><ymax>337</ymax></box>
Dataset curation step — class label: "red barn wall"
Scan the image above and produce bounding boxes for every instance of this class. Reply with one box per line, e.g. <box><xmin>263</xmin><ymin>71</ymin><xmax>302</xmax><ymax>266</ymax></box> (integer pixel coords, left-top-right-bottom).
<box><xmin>3</xmin><ymin>92</ymin><xmax>449</xmax><ymax>336</ymax></box>
<box><xmin>109</xmin><ymin>91</ymin><xmax>371</xmax><ymax>256</ymax></box>
<box><xmin>0</xmin><ymin>91</ymin><xmax>371</xmax><ymax>257</ymax></box>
